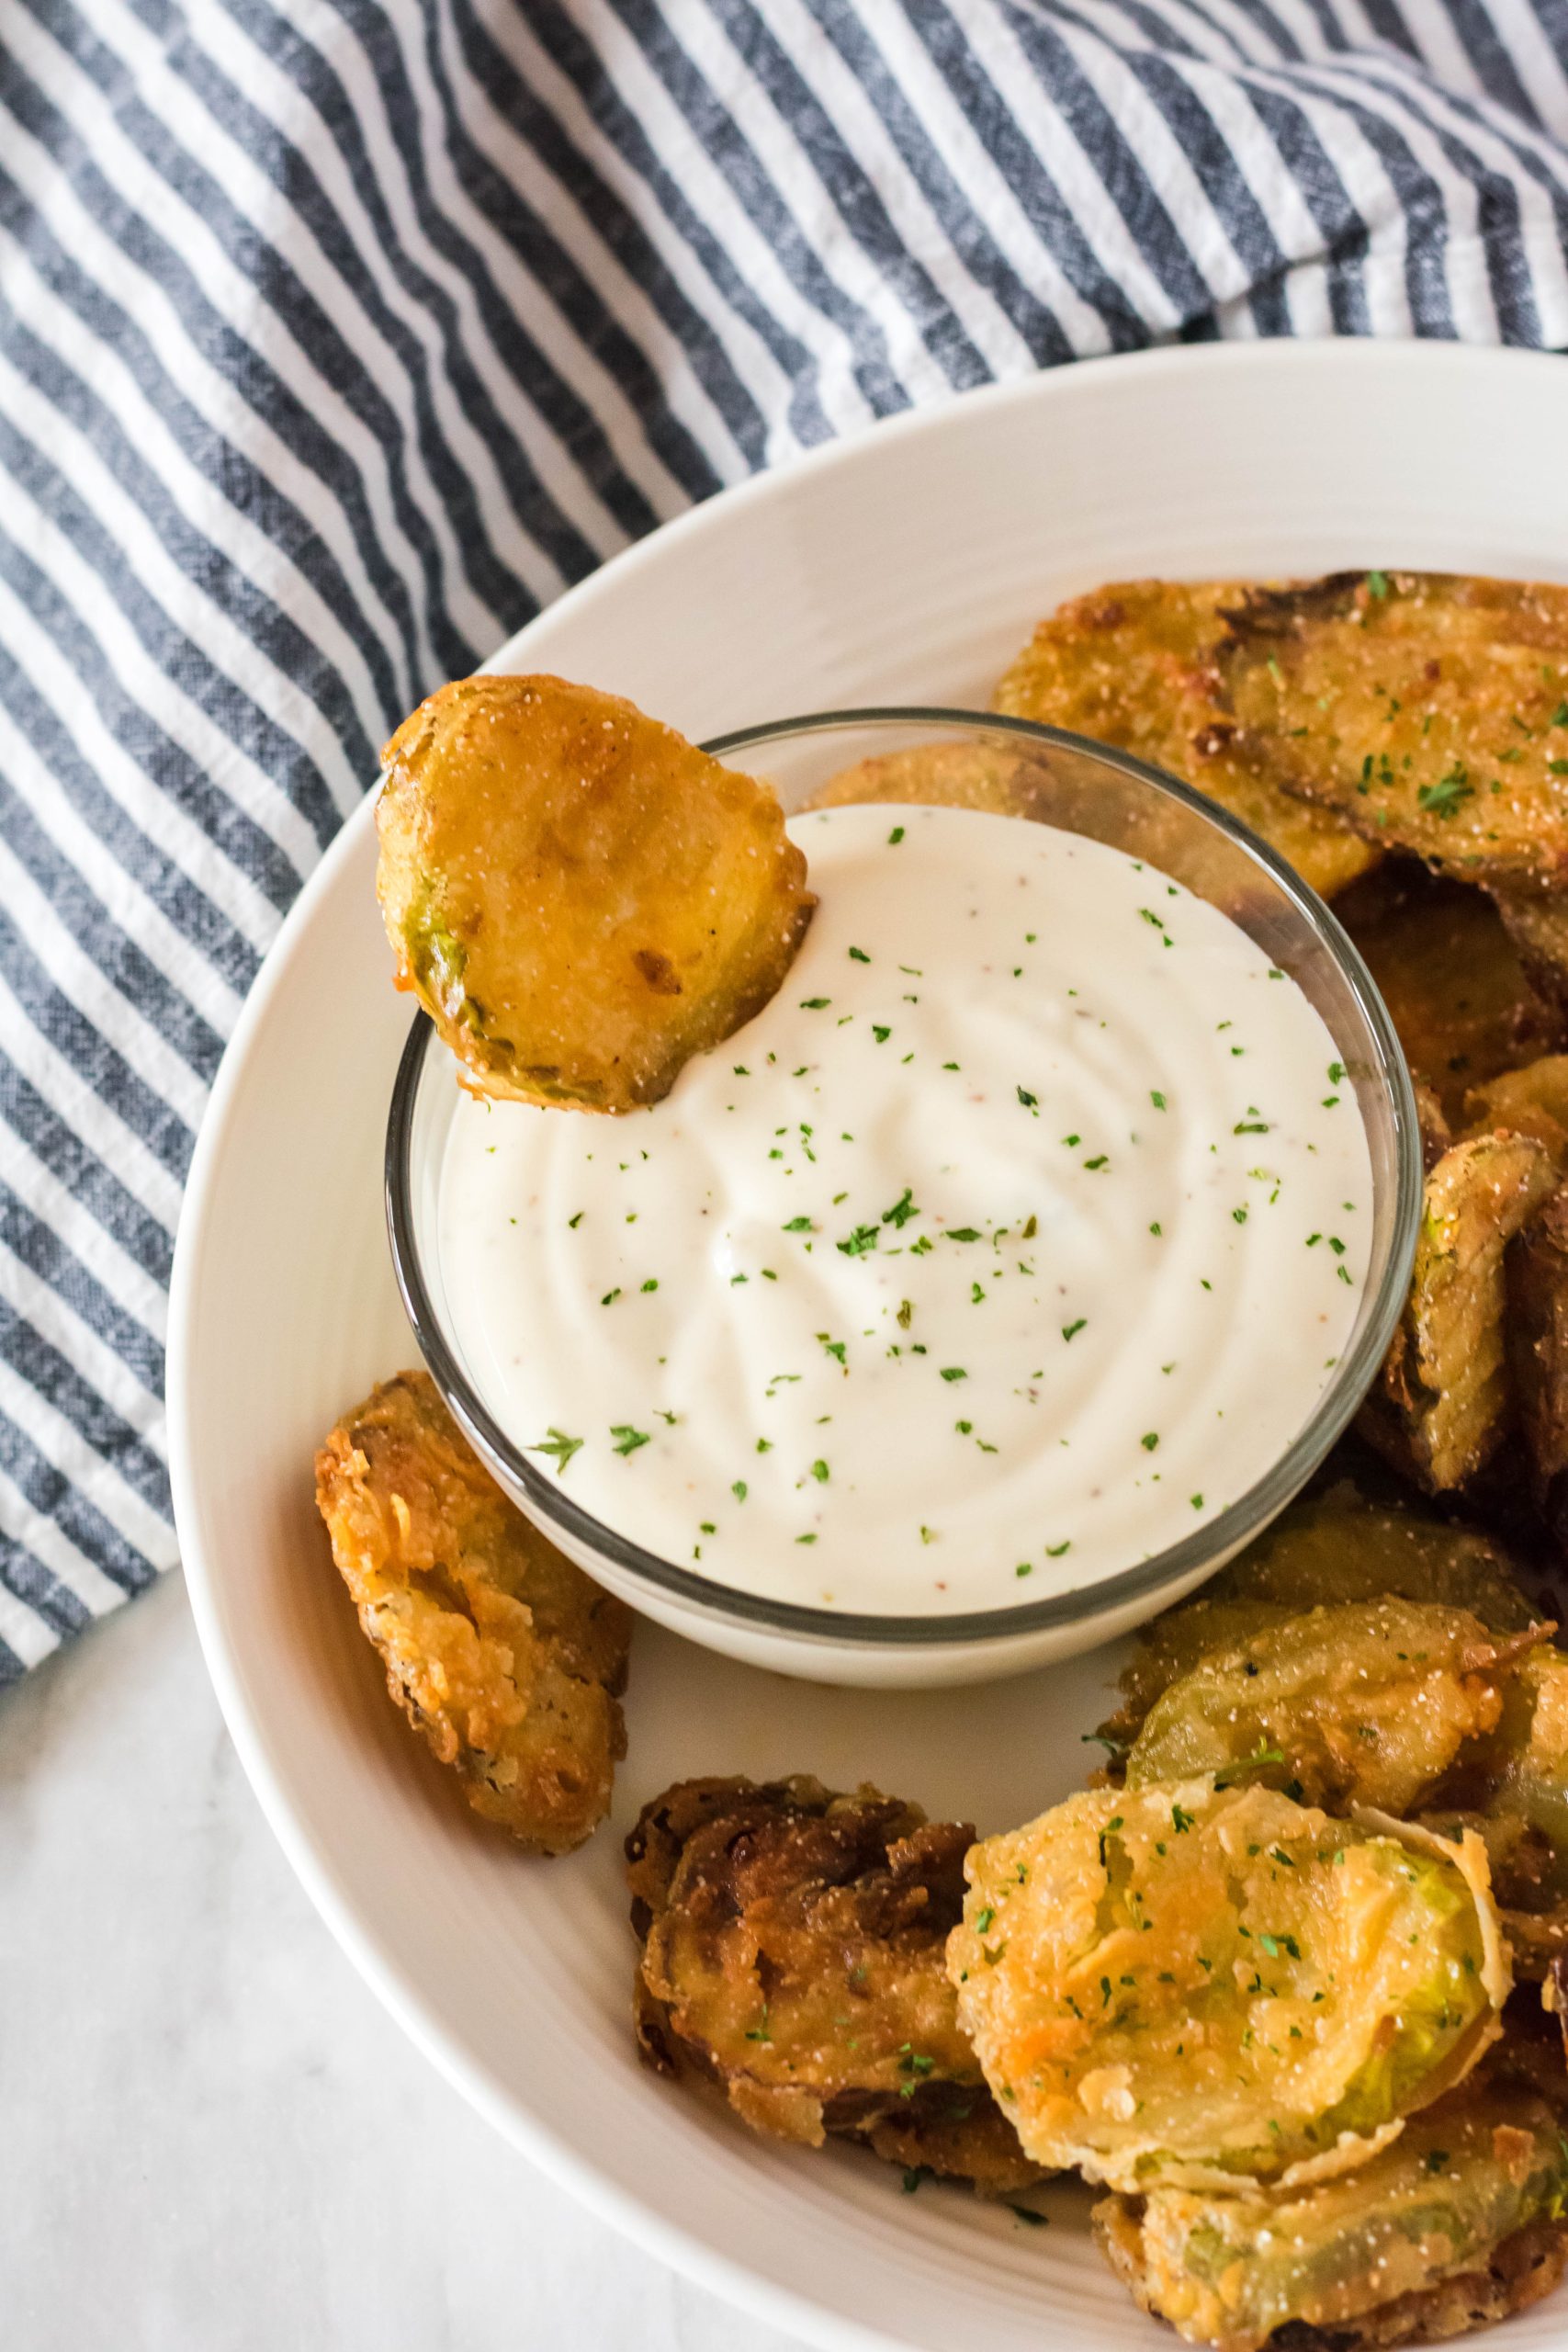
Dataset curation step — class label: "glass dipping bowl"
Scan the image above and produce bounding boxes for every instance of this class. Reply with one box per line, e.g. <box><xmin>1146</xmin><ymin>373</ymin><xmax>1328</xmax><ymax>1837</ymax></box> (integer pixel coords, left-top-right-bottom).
<box><xmin>386</xmin><ymin>710</ymin><xmax>1421</xmax><ymax>1689</ymax></box>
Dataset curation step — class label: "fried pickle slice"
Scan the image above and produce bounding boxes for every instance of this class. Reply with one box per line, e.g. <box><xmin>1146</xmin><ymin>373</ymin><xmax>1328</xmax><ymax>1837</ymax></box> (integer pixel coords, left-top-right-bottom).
<box><xmin>376</xmin><ymin>674</ymin><xmax>814</xmax><ymax>1110</ymax></box>
<box><xmin>1092</xmin><ymin>2081</ymin><xmax>1568</xmax><ymax>2352</ymax></box>
<box><xmin>1096</xmin><ymin>1484</ymin><xmax>1539</xmax><ymax>1765</ymax></box>
<box><xmin>626</xmin><ymin>1774</ymin><xmax>1042</xmax><ymax>2193</ymax></box>
<box><xmin>1508</xmin><ymin>1186</ymin><xmax>1568</xmax><ymax>1527</ymax></box>
<box><xmin>798</xmin><ymin>740</ymin><xmax>1058</xmax><ymax>820</ymax></box>
<box><xmin>1124</xmin><ymin>1600</ymin><xmax>1540</xmax><ymax>1818</ymax></box>
<box><xmin>315</xmin><ymin>1370</ymin><xmax>631</xmax><ymax>1853</ymax></box>
<box><xmin>1363</xmin><ymin>1133</ymin><xmax>1558</xmax><ymax>1491</ymax></box>
<box><xmin>949</xmin><ymin>1781</ymin><xmax>1506</xmax><ymax>2194</ymax></box>
<box><xmin>1222</xmin><ymin>572</ymin><xmax>1568</xmax><ymax>888</ymax></box>
<box><xmin>1332</xmin><ymin>863</ymin><xmax>1562</xmax><ymax>1128</ymax></box>
<box><xmin>992</xmin><ymin>581</ymin><xmax>1378</xmax><ymax>899</ymax></box>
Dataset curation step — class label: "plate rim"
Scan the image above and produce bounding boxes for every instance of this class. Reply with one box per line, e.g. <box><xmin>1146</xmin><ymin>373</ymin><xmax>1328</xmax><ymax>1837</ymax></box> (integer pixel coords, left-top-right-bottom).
<box><xmin>167</xmin><ymin>334</ymin><xmax>1565</xmax><ymax>2352</ymax></box>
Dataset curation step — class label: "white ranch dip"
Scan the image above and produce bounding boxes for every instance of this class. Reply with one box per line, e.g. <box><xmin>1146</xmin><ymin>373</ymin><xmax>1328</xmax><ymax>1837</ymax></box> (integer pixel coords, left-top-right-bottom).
<box><xmin>437</xmin><ymin>804</ymin><xmax>1372</xmax><ymax>1615</ymax></box>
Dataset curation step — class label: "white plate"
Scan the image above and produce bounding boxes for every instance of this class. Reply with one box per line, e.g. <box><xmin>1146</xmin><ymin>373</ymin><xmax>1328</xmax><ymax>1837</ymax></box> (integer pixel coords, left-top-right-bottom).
<box><xmin>169</xmin><ymin>342</ymin><xmax>1568</xmax><ymax>2352</ymax></box>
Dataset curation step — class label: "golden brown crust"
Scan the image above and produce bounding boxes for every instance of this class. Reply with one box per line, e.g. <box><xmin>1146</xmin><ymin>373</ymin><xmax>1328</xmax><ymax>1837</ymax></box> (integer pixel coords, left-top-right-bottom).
<box><xmin>1221</xmin><ymin>572</ymin><xmax>1568</xmax><ymax>888</ymax></box>
<box><xmin>950</xmin><ymin>1782</ymin><xmax>1505</xmax><ymax>2196</ymax></box>
<box><xmin>376</xmin><ymin>674</ymin><xmax>814</xmax><ymax>1111</ymax></box>
<box><xmin>626</xmin><ymin>1774</ymin><xmax>1043</xmax><ymax>2194</ymax></box>
<box><xmin>1124</xmin><ymin>1600</ymin><xmax>1541</xmax><ymax>1819</ymax></box>
<box><xmin>992</xmin><ymin>580</ymin><xmax>1378</xmax><ymax>899</ymax></box>
<box><xmin>1362</xmin><ymin>1133</ymin><xmax>1558</xmax><ymax>1491</ymax></box>
<box><xmin>314</xmin><ymin>1370</ymin><xmax>631</xmax><ymax>1853</ymax></box>
<box><xmin>1278</xmin><ymin>2220</ymin><xmax>1568</xmax><ymax>2349</ymax></box>
<box><xmin>1092</xmin><ymin>2068</ymin><xmax>1568</xmax><ymax>2352</ymax></box>
<box><xmin>1095</xmin><ymin>1484</ymin><xmax>1540</xmax><ymax>1768</ymax></box>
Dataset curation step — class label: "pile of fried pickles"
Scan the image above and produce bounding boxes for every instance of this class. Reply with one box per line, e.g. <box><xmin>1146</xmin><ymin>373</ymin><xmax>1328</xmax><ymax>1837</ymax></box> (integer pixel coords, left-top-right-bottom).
<box><xmin>318</xmin><ymin>574</ymin><xmax>1568</xmax><ymax>2351</ymax></box>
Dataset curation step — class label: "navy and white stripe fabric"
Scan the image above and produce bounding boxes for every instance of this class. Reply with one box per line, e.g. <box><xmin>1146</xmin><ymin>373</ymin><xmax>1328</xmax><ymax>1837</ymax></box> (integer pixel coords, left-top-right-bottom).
<box><xmin>3</xmin><ymin>0</ymin><xmax>1567</xmax><ymax>1682</ymax></box>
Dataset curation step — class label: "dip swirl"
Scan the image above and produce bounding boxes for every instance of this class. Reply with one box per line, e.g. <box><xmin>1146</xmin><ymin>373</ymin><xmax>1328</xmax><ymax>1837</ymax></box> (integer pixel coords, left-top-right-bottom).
<box><xmin>437</xmin><ymin>804</ymin><xmax>1372</xmax><ymax>1615</ymax></box>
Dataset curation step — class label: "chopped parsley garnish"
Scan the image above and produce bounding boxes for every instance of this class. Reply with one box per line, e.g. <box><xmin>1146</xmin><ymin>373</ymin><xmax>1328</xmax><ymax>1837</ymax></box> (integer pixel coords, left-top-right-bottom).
<box><xmin>610</xmin><ymin>1425</ymin><xmax>650</xmax><ymax>1456</ymax></box>
<box><xmin>1062</xmin><ymin>1318</ymin><xmax>1086</xmax><ymax>1341</ymax></box>
<box><xmin>810</xmin><ymin>1459</ymin><xmax>829</xmax><ymax>1483</ymax></box>
<box><xmin>525</xmin><ymin>1429</ymin><xmax>583</xmax><ymax>1476</ymax></box>
<box><xmin>940</xmin><ymin>1366</ymin><xmax>967</xmax><ymax>1383</ymax></box>
<box><xmin>1140</xmin><ymin>1431</ymin><xmax>1159</xmax><ymax>1452</ymax></box>
<box><xmin>888</xmin><ymin>825</ymin><xmax>906</xmax><ymax>844</ymax></box>
<box><xmin>1416</xmin><ymin>767</ymin><xmax>1473</xmax><ymax>818</ymax></box>
<box><xmin>837</xmin><ymin>1223</ymin><xmax>880</xmax><ymax>1257</ymax></box>
<box><xmin>782</xmin><ymin>1215</ymin><xmax>814</xmax><ymax>1232</ymax></box>
<box><xmin>848</xmin><ymin>945</ymin><xmax>871</xmax><ymax>963</ymax></box>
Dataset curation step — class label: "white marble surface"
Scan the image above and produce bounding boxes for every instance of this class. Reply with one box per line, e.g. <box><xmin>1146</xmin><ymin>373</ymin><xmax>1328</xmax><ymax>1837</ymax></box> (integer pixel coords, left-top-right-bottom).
<box><xmin>0</xmin><ymin>1574</ymin><xmax>807</xmax><ymax>2351</ymax></box>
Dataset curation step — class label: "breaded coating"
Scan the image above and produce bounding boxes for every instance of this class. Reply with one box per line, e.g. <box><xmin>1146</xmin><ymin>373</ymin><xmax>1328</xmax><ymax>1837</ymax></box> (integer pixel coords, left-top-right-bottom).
<box><xmin>1362</xmin><ymin>1132</ymin><xmax>1557</xmax><ymax>1491</ymax></box>
<box><xmin>1464</xmin><ymin>1057</ymin><xmax>1568</xmax><ymax>1160</ymax></box>
<box><xmin>1096</xmin><ymin>1483</ymin><xmax>1539</xmax><ymax>1766</ymax></box>
<box><xmin>1333</xmin><ymin>863</ymin><xmax>1562</xmax><ymax>1129</ymax></box>
<box><xmin>376</xmin><ymin>674</ymin><xmax>814</xmax><ymax>1111</ymax></box>
<box><xmin>798</xmin><ymin>740</ymin><xmax>1057</xmax><ymax>821</ymax></box>
<box><xmin>626</xmin><ymin>1775</ymin><xmax>1043</xmax><ymax>2194</ymax></box>
<box><xmin>1508</xmin><ymin>1185</ymin><xmax>1568</xmax><ymax>1528</ymax></box>
<box><xmin>1222</xmin><ymin>571</ymin><xmax>1568</xmax><ymax>888</ymax></box>
<box><xmin>315</xmin><ymin>1371</ymin><xmax>631</xmax><ymax>1854</ymax></box>
<box><xmin>992</xmin><ymin>580</ymin><xmax>1377</xmax><ymax>899</ymax></box>
<box><xmin>1124</xmin><ymin>1600</ymin><xmax>1540</xmax><ymax>1818</ymax></box>
<box><xmin>1092</xmin><ymin>2082</ymin><xmax>1568</xmax><ymax>2352</ymax></box>
<box><xmin>949</xmin><ymin>1781</ymin><xmax>1506</xmax><ymax>2194</ymax></box>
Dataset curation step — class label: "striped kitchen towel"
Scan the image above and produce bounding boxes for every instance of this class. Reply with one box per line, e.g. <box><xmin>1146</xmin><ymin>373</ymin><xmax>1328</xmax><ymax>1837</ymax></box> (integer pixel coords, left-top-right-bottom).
<box><xmin>2</xmin><ymin>0</ymin><xmax>1567</xmax><ymax>1681</ymax></box>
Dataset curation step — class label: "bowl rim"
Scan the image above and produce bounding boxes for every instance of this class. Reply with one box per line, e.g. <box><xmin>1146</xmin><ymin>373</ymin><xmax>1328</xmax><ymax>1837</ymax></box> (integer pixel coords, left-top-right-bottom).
<box><xmin>385</xmin><ymin>705</ymin><xmax>1422</xmax><ymax>1646</ymax></box>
